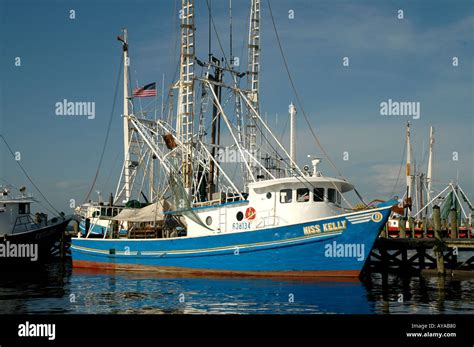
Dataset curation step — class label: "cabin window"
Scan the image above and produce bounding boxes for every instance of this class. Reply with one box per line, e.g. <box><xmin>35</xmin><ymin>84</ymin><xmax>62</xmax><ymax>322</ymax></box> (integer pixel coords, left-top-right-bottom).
<box><xmin>206</xmin><ymin>216</ymin><xmax>212</xmax><ymax>226</ymax></box>
<box><xmin>297</xmin><ymin>188</ymin><xmax>310</xmax><ymax>202</ymax></box>
<box><xmin>18</xmin><ymin>203</ymin><xmax>30</xmax><ymax>215</ymax></box>
<box><xmin>280</xmin><ymin>189</ymin><xmax>293</xmax><ymax>203</ymax></box>
<box><xmin>266</xmin><ymin>192</ymin><xmax>272</xmax><ymax>199</ymax></box>
<box><xmin>313</xmin><ymin>188</ymin><xmax>324</xmax><ymax>202</ymax></box>
<box><xmin>337</xmin><ymin>192</ymin><xmax>342</xmax><ymax>205</ymax></box>
<box><xmin>328</xmin><ymin>188</ymin><xmax>336</xmax><ymax>203</ymax></box>
<box><xmin>236</xmin><ymin>211</ymin><xmax>244</xmax><ymax>221</ymax></box>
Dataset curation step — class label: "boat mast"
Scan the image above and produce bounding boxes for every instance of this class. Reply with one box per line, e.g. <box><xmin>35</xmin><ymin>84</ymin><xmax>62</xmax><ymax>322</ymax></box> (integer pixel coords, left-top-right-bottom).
<box><xmin>177</xmin><ymin>0</ymin><xmax>196</xmax><ymax>198</ymax></box>
<box><xmin>121</xmin><ymin>29</ymin><xmax>131</xmax><ymax>203</ymax></box>
<box><xmin>289</xmin><ymin>102</ymin><xmax>297</xmax><ymax>172</ymax></box>
<box><xmin>245</xmin><ymin>0</ymin><xmax>261</xmax><ymax>185</ymax></box>
<box><xmin>208</xmin><ymin>57</ymin><xmax>222</xmax><ymax>201</ymax></box>
<box><xmin>406</xmin><ymin>122</ymin><xmax>413</xmax><ymax>217</ymax></box>
<box><xmin>426</xmin><ymin>126</ymin><xmax>434</xmax><ymax>212</ymax></box>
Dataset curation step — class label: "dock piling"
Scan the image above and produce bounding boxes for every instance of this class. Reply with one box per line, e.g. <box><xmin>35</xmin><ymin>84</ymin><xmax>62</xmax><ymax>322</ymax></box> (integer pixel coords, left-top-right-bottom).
<box><xmin>422</xmin><ymin>217</ymin><xmax>428</xmax><ymax>238</ymax></box>
<box><xmin>398</xmin><ymin>217</ymin><xmax>406</xmax><ymax>238</ymax></box>
<box><xmin>449</xmin><ymin>208</ymin><xmax>458</xmax><ymax>239</ymax></box>
<box><xmin>408</xmin><ymin>217</ymin><xmax>414</xmax><ymax>238</ymax></box>
<box><xmin>433</xmin><ymin>205</ymin><xmax>445</xmax><ymax>275</ymax></box>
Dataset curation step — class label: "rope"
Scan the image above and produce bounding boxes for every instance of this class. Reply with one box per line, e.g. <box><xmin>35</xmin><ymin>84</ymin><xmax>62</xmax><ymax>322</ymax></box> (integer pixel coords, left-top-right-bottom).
<box><xmin>266</xmin><ymin>0</ymin><xmax>369</xmax><ymax>208</ymax></box>
<box><xmin>83</xmin><ymin>55</ymin><xmax>123</xmax><ymax>203</ymax></box>
<box><xmin>161</xmin><ymin>0</ymin><xmax>180</xmax><ymax>125</ymax></box>
<box><xmin>278</xmin><ymin>114</ymin><xmax>289</xmax><ymax>143</ymax></box>
<box><xmin>266</xmin><ymin>0</ymin><xmax>342</xmax><ymax>178</ymax></box>
<box><xmin>353</xmin><ymin>188</ymin><xmax>368</xmax><ymax>207</ymax></box>
<box><xmin>389</xmin><ymin>135</ymin><xmax>407</xmax><ymax>199</ymax></box>
<box><xmin>205</xmin><ymin>0</ymin><xmax>232</xmax><ymax>70</ymax></box>
<box><xmin>0</xmin><ymin>135</ymin><xmax>61</xmax><ymax>216</ymax></box>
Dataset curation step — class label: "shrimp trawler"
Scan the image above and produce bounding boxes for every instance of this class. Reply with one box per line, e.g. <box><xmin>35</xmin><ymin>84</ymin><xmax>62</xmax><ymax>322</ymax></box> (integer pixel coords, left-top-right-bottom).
<box><xmin>71</xmin><ymin>0</ymin><xmax>397</xmax><ymax>277</ymax></box>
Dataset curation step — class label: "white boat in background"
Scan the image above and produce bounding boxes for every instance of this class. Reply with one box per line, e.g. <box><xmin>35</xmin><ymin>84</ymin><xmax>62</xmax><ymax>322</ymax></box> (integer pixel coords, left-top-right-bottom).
<box><xmin>0</xmin><ymin>185</ymin><xmax>71</xmax><ymax>264</ymax></box>
<box><xmin>387</xmin><ymin>123</ymin><xmax>473</xmax><ymax>237</ymax></box>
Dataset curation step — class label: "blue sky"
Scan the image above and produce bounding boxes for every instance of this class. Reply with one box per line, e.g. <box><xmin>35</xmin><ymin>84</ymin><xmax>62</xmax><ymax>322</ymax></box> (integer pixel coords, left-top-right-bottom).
<box><xmin>1</xmin><ymin>0</ymin><xmax>472</xmax><ymax>213</ymax></box>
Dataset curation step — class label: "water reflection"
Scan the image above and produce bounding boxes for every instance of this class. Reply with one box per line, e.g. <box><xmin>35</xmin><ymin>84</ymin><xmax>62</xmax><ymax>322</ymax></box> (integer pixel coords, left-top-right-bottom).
<box><xmin>0</xmin><ymin>260</ymin><xmax>472</xmax><ymax>314</ymax></box>
<box><xmin>365</xmin><ymin>272</ymin><xmax>473</xmax><ymax>314</ymax></box>
<box><xmin>68</xmin><ymin>267</ymin><xmax>371</xmax><ymax>314</ymax></box>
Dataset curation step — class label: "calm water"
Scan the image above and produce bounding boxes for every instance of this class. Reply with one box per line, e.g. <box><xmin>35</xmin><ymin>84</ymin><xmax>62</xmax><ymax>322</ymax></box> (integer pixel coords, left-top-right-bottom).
<box><xmin>0</xmin><ymin>259</ymin><xmax>472</xmax><ymax>314</ymax></box>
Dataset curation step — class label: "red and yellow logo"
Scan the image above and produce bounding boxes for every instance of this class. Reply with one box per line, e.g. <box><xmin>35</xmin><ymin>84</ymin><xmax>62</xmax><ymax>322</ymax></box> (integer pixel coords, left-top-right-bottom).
<box><xmin>245</xmin><ymin>207</ymin><xmax>256</xmax><ymax>220</ymax></box>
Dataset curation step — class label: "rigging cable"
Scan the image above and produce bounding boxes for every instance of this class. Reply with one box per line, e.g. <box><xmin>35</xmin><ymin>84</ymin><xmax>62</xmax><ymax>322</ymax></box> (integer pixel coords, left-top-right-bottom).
<box><xmin>162</xmin><ymin>0</ymin><xmax>181</xmax><ymax>125</ymax></box>
<box><xmin>0</xmin><ymin>135</ymin><xmax>61</xmax><ymax>216</ymax></box>
<box><xmin>266</xmin><ymin>0</ymin><xmax>340</xmax><ymax>177</ymax></box>
<box><xmin>83</xmin><ymin>55</ymin><xmax>123</xmax><ymax>203</ymax></box>
<box><xmin>266</xmin><ymin>0</ymin><xmax>367</xmax><ymax>206</ymax></box>
<box><xmin>205</xmin><ymin>0</ymin><xmax>232</xmax><ymax>70</ymax></box>
<box><xmin>389</xmin><ymin>135</ymin><xmax>407</xmax><ymax>200</ymax></box>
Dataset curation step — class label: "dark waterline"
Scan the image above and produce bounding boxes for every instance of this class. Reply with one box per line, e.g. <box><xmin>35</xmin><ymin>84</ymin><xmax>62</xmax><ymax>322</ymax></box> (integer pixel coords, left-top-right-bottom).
<box><xmin>0</xmin><ymin>259</ymin><xmax>472</xmax><ymax>314</ymax></box>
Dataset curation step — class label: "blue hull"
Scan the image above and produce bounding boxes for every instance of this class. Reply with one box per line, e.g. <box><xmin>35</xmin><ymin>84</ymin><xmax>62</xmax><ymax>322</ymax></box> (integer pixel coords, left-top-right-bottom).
<box><xmin>71</xmin><ymin>202</ymin><xmax>394</xmax><ymax>277</ymax></box>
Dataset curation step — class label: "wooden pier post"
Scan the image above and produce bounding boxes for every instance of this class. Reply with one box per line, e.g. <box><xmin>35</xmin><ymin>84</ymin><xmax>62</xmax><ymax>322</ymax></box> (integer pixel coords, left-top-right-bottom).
<box><xmin>433</xmin><ymin>205</ymin><xmax>445</xmax><ymax>275</ymax></box>
<box><xmin>449</xmin><ymin>208</ymin><xmax>458</xmax><ymax>239</ymax></box>
<box><xmin>422</xmin><ymin>217</ymin><xmax>428</xmax><ymax>238</ymax></box>
<box><xmin>441</xmin><ymin>218</ymin><xmax>447</xmax><ymax>237</ymax></box>
<box><xmin>408</xmin><ymin>217</ymin><xmax>414</xmax><ymax>238</ymax></box>
<box><xmin>398</xmin><ymin>217</ymin><xmax>406</xmax><ymax>238</ymax></box>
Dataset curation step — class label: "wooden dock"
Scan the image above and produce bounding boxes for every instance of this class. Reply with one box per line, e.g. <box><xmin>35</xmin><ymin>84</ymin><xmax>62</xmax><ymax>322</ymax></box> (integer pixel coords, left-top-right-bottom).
<box><xmin>366</xmin><ymin>203</ymin><xmax>473</xmax><ymax>277</ymax></box>
<box><xmin>368</xmin><ymin>225</ymin><xmax>474</xmax><ymax>278</ymax></box>
<box><xmin>368</xmin><ymin>237</ymin><xmax>473</xmax><ymax>273</ymax></box>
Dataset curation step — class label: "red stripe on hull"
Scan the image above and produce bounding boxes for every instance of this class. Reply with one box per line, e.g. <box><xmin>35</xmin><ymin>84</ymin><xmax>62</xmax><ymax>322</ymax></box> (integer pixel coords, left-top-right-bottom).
<box><xmin>73</xmin><ymin>260</ymin><xmax>361</xmax><ymax>279</ymax></box>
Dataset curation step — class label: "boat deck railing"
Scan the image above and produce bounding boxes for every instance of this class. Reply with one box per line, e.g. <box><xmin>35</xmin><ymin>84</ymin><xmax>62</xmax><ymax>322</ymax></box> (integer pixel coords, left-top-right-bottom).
<box><xmin>193</xmin><ymin>189</ymin><xmax>243</xmax><ymax>209</ymax></box>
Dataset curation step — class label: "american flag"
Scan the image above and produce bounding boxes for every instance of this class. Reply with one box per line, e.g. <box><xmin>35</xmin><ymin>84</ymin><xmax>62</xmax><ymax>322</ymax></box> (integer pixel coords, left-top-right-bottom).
<box><xmin>133</xmin><ymin>82</ymin><xmax>157</xmax><ymax>97</ymax></box>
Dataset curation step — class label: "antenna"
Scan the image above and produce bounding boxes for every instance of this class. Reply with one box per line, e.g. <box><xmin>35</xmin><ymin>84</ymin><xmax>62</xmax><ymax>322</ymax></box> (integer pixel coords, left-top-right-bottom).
<box><xmin>289</xmin><ymin>102</ymin><xmax>297</xmax><ymax>171</ymax></box>
<box><xmin>208</xmin><ymin>0</ymin><xmax>212</xmax><ymax>61</ymax></box>
<box><xmin>229</xmin><ymin>0</ymin><xmax>233</xmax><ymax>65</ymax></box>
<box><xmin>426</xmin><ymin>126</ymin><xmax>434</xmax><ymax>208</ymax></box>
<box><xmin>161</xmin><ymin>73</ymin><xmax>165</xmax><ymax>118</ymax></box>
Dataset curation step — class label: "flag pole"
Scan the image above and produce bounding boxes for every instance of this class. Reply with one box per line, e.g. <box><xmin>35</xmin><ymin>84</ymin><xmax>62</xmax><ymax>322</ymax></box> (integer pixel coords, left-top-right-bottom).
<box><xmin>161</xmin><ymin>73</ymin><xmax>165</xmax><ymax>119</ymax></box>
